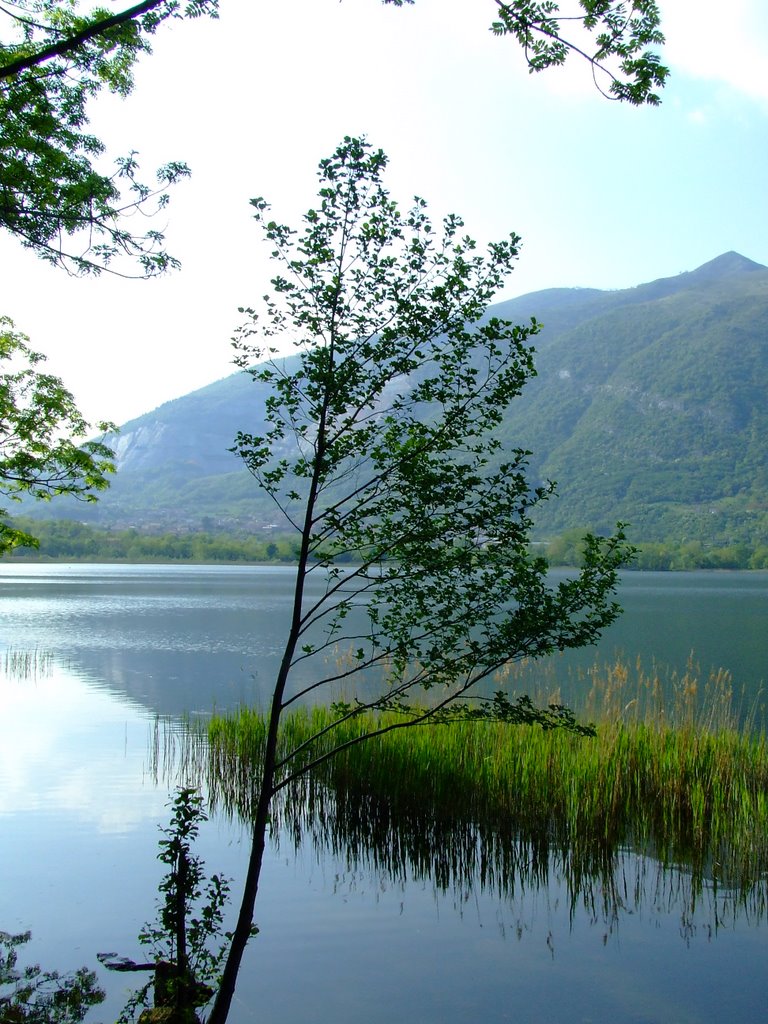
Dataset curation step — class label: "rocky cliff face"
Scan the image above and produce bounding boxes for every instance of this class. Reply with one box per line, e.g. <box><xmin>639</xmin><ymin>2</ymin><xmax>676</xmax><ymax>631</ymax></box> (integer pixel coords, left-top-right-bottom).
<box><xmin>112</xmin><ymin>422</ymin><xmax>170</xmax><ymax>470</ymax></box>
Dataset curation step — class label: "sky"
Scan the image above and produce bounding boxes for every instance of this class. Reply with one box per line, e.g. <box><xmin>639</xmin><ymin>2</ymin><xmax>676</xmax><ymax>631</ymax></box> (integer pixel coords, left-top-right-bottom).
<box><xmin>3</xmin><ymin>0</ymin><xmax>768</xmax><ymax>427</ymax></box>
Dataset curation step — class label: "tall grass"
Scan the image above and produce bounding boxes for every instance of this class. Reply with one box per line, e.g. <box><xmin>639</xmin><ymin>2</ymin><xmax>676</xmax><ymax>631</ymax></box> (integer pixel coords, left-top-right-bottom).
<box><xmin>1</xmin><ymin>648</ymin><xmax>54</xmax><ymax>680</ymax></box>
<box><xmin>159</xmin><ymin>656</ymin><xmax>768</xmax><ymax>920</ymax></box>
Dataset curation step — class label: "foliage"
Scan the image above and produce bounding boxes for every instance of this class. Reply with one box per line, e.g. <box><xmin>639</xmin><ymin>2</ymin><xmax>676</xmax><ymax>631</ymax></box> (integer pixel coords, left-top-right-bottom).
<box><xmin>545</xmin><ymin>528</ymin><xmax>768</xmax><ymax>571</ymax></box>
<box><xmin>0</xmin><ymin>930</ymin><xmax>104</xmax><ymax>1024</ymax></box>
<box><xmin>203</xmin><ymin>136</ymin><xmax>631</xmax><ymax>1024</ymax></box>
<box><xmin>0</xmin><ymin>0</ymin><xmax>218</xmax><ymax>275</ymax></box>
<box><xmin>386</xmin><ymin>0</ymin><xmax>668</xmax><ymax>104</ymax></box>
<box><xmin>543</xmin><ymin>526</ymin><xmax>591</xmax><ymax>567</ymax></box>
<box><xmin>0</xmin><ymin>318</ymin><xmax>115</xmax><ymax>554</ymax></box>
<box><xmin>630</xmin><ymin>540</ymin><xmax>760</xmax><ymax>571</ymax></box>
<box><xmin>11</xmin><ymin>514</ymin><xmax>768</xmax><ymax>569</ymax></box>
<box><xmin>119</xmin><ymin>788</ymin><xmax>238</xmax><ymax>1023</ymax></box>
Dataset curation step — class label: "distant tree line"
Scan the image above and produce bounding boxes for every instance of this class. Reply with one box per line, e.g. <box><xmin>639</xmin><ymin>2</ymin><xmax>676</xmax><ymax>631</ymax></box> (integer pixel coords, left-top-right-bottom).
<box><xmin>546</xmin><ymin>528</ymin><xmax>768</xmax><ymax>571</ymax></box>
<box><xmin>4</xmin><ymin>517</ymin><xmax>768</xmax><ymax>571</ymax></box>
<box><xmin>2</xmin><ymin>517</ymin><xmax>304</xmax><ymax>564</ymax></box>
<box><xmin>630</xmin><ymin>541</ymin><xmax>768</xmax><ymax>571</ymax></box>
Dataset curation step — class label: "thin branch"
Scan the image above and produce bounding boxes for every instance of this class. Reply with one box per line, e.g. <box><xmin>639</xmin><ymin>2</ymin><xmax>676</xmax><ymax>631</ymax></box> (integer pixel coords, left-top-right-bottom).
<box><xmin>0</xmin><ymin>3</ymin><xmax>57</xmax><ymax>34</ymax></box>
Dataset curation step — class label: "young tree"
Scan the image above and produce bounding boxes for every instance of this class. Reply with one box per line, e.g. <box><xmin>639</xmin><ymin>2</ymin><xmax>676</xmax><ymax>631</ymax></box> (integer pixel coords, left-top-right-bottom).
<box><xmin>104</xmin><ymin>789</ymin><xmax>238</xmax><ymax>1024</ymax></box>
<box><xmin>0</xmin><ymin>317</ymin><xmax>115</xmax><ymax>553</ymax></box>
<box><xmin>206</xmin><ymin>136</ymin><xmax>632</xmax><ymax>1024</ymax></box>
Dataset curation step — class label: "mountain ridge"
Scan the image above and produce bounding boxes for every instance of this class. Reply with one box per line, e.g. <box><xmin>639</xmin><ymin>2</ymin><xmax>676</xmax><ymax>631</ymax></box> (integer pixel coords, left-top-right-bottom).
<box><xmin>23</xmin><ymin>252</ymin><xmax>768</xmax><ymax>547</ymax></box>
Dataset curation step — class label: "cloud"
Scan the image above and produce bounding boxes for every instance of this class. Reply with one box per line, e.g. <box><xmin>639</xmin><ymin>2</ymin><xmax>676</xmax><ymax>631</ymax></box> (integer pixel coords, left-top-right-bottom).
<box><xmin>661</xmin><ymin>0</ymin><xmax>768</xmax><ymax>104</ymax></box>
<box><xmin>0</xmin><ymin>667</ymin><xmax>166</xmax><ymax>832</ymax></box>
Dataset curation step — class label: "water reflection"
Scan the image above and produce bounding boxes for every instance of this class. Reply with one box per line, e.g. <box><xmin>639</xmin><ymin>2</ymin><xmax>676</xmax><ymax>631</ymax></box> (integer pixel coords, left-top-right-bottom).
<box><xmin>162</xmin><ymin>732</ymin><xmax>767</xmax><ymax>948</ymax></box>
<box><xmin>0</xmin><ymin>564</ymin><xmax>371</xmax><ymax>715</ymax></box>
<box><xmin>3</xmin><ymin>651</ymin><xmax>767</xmax><ymax>1024</ymax></box>
<box><xmin>308</xmin><ymin>791</ymin><xmax>766</xmax><ymax>940</ymax></box>
<box><xmin>0</xmin><ymin>660</ymin><xmax>164</xmax><ymax>831</ymax></box>
<box><xmin>2</xmin><ymin>564</ymin><xmax>768</xmax><ymax>720</ymax></box>
<box><xmin>4</xmin><ymin>564</ymin><xmax>768</xmax><ymax>1024</ymax></box>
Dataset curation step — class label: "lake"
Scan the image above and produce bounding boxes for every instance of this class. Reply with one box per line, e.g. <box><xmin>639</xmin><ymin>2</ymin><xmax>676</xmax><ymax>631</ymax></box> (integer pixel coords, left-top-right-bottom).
<box><xmin>2</xmin><ymin>563</ymin><xmax>767</xmax><ymax>1023</ymax></box>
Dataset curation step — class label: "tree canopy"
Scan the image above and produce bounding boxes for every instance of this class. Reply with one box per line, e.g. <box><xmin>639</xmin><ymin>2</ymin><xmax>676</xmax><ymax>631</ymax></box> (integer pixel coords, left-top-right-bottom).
<box><xmin>0</xmin><ymin>317</ymin><xmax>115</xmax><ymax>552</ymax></box>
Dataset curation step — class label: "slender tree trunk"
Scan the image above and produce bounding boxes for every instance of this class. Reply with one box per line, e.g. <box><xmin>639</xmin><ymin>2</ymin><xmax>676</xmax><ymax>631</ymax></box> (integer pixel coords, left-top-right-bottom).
<box><xmin>175</xmin><ymin>848</ymin><xmax>189</xmax><ymax>1013</ymax></box>
<box><xmin>206</xmin><ymin>779</ymin><xmax>271</xmax><ymax>1024</ymax></box>
<box><xmin>208</xmin><ymin>255</ymin><xmax>340</xmax><ymax>1024</ymax></box>
<box><xmin>207</xmin><ymin>489</ymin><xmax>321</xmax><ymax>1024</ymax></box>
<box><xmin>207</xmin><ymin>546</ymin><xmax>319</xmax><ymax>1024</ymax></box>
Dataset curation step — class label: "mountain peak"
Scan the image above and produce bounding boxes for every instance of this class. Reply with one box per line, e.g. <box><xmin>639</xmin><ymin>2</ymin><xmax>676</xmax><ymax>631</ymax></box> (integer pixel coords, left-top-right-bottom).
<box><xmin>689</xmin><ymin>251</ymin><xmax>766</xmax><ymax>279</ymax></box>
<box><xmin>630</xmin><ymin>251</ymin><xmax>767</xmax><ymax>302</ymax></box>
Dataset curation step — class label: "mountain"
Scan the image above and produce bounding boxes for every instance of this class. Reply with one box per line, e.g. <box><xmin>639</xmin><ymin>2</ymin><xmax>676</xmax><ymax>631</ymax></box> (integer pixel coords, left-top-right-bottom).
<box><xmin>28</xmin><ymin>252</ymin><xmax>768</xmax><ymax>546</ymax></box>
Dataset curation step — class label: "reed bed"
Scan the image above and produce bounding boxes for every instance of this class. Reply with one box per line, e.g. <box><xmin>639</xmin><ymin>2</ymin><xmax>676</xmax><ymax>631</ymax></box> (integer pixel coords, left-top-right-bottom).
<box><xmin>161</xmin><ymin>657</ymin><xmax>768</xmax><ymax>913</ymax></box>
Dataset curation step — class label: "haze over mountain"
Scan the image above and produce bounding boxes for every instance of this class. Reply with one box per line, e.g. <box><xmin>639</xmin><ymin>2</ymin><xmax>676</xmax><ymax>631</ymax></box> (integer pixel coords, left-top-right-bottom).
<box><xmin>30</xmin><ymin>252</ymin><xmax>768</xmax><ymax>547</ymax></box>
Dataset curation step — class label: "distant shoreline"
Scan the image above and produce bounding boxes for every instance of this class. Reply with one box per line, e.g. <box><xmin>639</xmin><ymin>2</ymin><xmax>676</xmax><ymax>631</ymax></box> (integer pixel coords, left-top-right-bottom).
<box><xmin>3</xmin><ymin>554</ymin><xmax>765</xmax><ymax>574</ymax></box>
<box><xmin>5</xmin><ymin>516</ymin><xmax>768</xmax><ymax>571</ymax></box>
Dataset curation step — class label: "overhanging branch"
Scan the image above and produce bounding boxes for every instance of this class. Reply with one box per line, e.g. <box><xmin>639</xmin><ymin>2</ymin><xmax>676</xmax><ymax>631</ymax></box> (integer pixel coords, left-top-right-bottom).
<box><xmin>0</xmin><ymin>0</ymin><xmax>165</xmax><ymax>81</ymax></box>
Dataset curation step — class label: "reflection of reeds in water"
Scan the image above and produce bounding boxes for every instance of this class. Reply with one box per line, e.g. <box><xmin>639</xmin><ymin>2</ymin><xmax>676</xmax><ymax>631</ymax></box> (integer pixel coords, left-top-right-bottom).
<box><xmin>154</xmin><ymin>656</ymin><xmax>768</xmax><ymax>932</ymax></box>
<box><xmin>2</xmin><ymin>648</ymin><xmax>53</xmax><ymax>679</ymax></box>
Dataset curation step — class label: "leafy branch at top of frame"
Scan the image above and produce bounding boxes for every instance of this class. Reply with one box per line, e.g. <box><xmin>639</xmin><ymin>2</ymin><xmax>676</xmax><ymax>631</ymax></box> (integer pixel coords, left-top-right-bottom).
<box><xmin>0</xmin><ymin>1</ymin><xmax>219</xmax><ymax>83</ymax></box>
<box><xmin>0</xmin><ymin>316</ymin><xmax>115</xmax><ymax>503</ymax></box>
<box><xmin>1</xmin><ymin>315</ymin><xmax>116</xmax><ymax>553</ymax></box>
<box><xmin>381</xmin><ymin>0</ymin><xmax>667</xmax><ymax>105</ymax></box>
<box><xmin>489</xmin><ymin>0</ymin><xmax>667</xmax><ymax>105</ymax></box>
<box><xmin>0</xmin><ymin>1</ymin><xmax>218</xmax><ymax>274</ymax></box>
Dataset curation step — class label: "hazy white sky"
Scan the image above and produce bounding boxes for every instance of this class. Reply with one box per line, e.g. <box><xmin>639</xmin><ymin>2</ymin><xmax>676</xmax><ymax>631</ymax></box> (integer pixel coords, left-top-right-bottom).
<box><xmin>3</xmin><ymin>0</ymin><xmax>768</xmax><ymax>426</ymax></box>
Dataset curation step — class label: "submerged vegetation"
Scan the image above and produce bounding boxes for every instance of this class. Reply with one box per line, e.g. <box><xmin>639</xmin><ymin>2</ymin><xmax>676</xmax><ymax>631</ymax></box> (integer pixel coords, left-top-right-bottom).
<box><xmin>157</xmin><ymin>656</ymin><xmax>767</xmax><ymax>924</ymax></box>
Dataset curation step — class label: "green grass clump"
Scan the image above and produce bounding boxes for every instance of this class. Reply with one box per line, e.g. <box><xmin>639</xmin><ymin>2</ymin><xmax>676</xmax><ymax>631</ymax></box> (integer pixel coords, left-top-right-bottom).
<box><xmin>295</xmin><ymin>707</ymin><xmax>767</xmax><ymax>886</ymax></box>
<box><xmin>184</xmin><ymin>657</ymin><xmax>768</xmax><ymax>906</ymax></box>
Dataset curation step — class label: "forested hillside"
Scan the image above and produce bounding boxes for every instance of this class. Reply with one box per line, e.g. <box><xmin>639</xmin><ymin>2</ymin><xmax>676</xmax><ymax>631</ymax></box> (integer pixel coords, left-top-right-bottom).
<box><xmin>22</xmin><ymin>252</ymin><xmax>768</xmax><ymax>547</ymax></box>
<box><xmin>492</xmin><ymin>251</ymin><xmax>768</xmax><ymax>543</ymax></box>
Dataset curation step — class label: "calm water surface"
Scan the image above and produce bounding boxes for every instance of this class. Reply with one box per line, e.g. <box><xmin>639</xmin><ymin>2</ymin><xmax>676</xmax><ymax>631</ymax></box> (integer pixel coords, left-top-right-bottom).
<box><xmin>2</xmin><ymin>563</ymin><xmax>767</xmax><ymax>714</ymax></box>
<box><xmin>1</xmin><ymin>563</ymin><xmax>767</xmax><ymax>1024</ymax></box>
